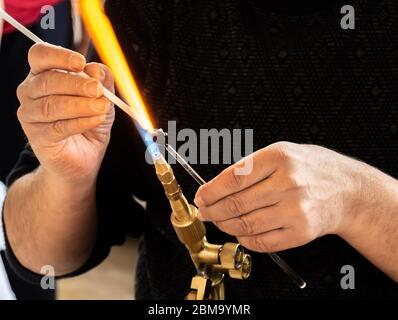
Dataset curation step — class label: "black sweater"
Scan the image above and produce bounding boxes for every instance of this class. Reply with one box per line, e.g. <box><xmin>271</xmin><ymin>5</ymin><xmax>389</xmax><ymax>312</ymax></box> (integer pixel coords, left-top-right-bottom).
<box><xmin>5</xmin><ymin>0</ymin><xmax>398</xmax><ymax>299</ymax></box>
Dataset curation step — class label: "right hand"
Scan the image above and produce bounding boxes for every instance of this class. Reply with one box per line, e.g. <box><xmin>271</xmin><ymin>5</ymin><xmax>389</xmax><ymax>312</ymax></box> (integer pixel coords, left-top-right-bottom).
<box><xmin>17</xmin><ymin>43</ymin><xmax>115</xmax><ymax>184</ymax></box>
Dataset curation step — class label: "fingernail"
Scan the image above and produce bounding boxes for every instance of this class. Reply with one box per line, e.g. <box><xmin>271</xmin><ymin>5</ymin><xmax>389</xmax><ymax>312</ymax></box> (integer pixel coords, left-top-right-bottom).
<box><xmin>84</xmin><ymin>80</ymin><xmax>101</xmax><ymax>97</ymax></box>
<box><xmin>194</xmin><ymin>195</ymin><xmax>205</xmax><ymax>207</ymax></box>
<box><xmin>69</xmin><ymin>54</ymin><xmax>85</xmax><ymax>71</ymax></box>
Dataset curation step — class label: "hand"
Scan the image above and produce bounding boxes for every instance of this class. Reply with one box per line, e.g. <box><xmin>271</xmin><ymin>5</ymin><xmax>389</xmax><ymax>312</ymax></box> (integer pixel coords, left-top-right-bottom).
<box><xmin>17</xmin><ymin>43</ymin><xmax>115</xmax><ymax>185</ymax></box>
<box><xmin>194</xmin><ymin>142</ymin><xmax>366</xmax><ymax>253</ymax></box>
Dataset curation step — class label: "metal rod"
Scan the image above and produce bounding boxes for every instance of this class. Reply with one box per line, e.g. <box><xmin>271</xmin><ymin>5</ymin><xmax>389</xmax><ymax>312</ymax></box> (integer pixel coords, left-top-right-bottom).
<box><xmin>269</xmin><ymin>253</ymin><xmax>306</xmax><ymax>289</ymax></box>
<box><xmin>165</xmin><ymin>144</ymin><xmax>206</xmax><ymax>185</ymax></box>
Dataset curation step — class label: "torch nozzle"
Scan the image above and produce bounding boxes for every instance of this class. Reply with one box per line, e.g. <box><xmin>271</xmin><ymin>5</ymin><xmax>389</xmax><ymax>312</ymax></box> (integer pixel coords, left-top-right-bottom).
<box><xmin>153</xmin><ymin>154</ymin><xmax>193</xmax><ymax>223</ymax></box>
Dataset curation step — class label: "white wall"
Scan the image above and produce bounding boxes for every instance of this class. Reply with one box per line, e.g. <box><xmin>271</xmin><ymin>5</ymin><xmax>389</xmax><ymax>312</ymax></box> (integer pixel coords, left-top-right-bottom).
<box><xmin>0</xmin><ymin>181</ymin><xmax>16</xmax><ymax>300</ymax></box>
<box><xmin>0</xmin><ymin>0</ymin><xmax>15</xmax><ymax>300</ymax></box>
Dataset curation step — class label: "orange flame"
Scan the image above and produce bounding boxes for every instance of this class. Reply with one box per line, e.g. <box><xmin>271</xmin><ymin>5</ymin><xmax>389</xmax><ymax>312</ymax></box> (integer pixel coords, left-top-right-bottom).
<box><xmin>78</xmin><ymin>0</ymin><xmax>153</xmax><ymax>131</ymax></box>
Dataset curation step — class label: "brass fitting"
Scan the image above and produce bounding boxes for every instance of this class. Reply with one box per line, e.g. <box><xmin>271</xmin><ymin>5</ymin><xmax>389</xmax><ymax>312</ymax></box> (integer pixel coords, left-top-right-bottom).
<box><xmin>153</xmin><ymin>154</ymin><xmax>252</xmax><ymax>300</ymax></box>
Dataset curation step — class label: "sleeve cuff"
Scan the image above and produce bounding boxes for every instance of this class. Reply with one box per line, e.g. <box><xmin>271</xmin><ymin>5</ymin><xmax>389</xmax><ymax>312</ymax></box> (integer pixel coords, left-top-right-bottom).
<box><xmin>2</xmin><ymin>212</ymin><xmax>43</xmax><ymax>285</ymax></box>
<box><xmin>1</xmin><ymin>203</ymin><xmax>112</xmax><ymax>285</ymax></box>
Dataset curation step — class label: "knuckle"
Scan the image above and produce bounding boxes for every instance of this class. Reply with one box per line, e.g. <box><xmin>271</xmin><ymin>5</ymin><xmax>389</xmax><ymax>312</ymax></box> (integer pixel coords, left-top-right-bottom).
<box><xmin>16</xmin><ymin>82</ymin><xmax>27</xmax><ymax>101</ymax></box>
<box><xmin>251</xmin><ymin>187</ymin><xmax>263</xmax><ymax>204</ymax></box>
<box><xmin>16</xmin><ymin>106</ymin><xmax>25</xmax><ymax>122</ymax></box>
<box><xmin>37</xmin><ymin>73</ymin><xmax>49</xmax><ymax>95</ymax></box>
<box><xmin>74</xmin><ymin>75</ymin><xmax>84</xmax><ymax>92</ymax></box>
<box><xmin>253</xmin><ymin>236</ymin><xmax>269</xmax><ymax>252</ymax></box>
<box><xmin>41</xmin><ymin>96</ymin><xmax>54</xmax><ymax>120</ymax></box>
<box><xmin>225</xmin><ymin>195</ymin><xmax>243</xmax><ymax>217</ymax></box>
<box><xmin>224</xmin><ymin>169</ymin><xmax>245</xmax><ymax>190</ymax></box>
<box><xmin>52</xmin><ymin>120</ymin><xmax>66</xmax><ymax>137</ymax></box>
<box><xmin>237</xmin><ymin>215</ymin><xmax>253</xmax><ymax>235</ymax></box>
<box><xmin>87</xmin><ymin>98</ymin><xmax>95</xmax><ymax>111</ymax></box>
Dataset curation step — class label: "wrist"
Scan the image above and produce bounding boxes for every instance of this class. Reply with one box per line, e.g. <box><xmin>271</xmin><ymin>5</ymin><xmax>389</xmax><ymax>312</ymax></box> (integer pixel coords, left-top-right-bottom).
<box><xmin>37</xmin><ymin>166</ymin><xmax>97</xmax><ymax>201</ymax></box>
<box><xmin>337</xmin><ymin>162</ymin><xmax>398</xmax><ymax>240</ymax></box>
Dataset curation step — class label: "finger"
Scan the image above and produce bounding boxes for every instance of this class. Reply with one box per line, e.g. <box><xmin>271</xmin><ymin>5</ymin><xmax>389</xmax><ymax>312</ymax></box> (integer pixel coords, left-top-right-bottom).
<box><xmin>84</xmin><ymin>63</ymin><xmax>105</xmax><ymax>81</ymax></box>
<box><xmin>238</xmin><ymin>228</ymin><xmax>297</xmax><ymax>253</ymax></box>
<box><xmin>214</xmin><ymin>205</ymin><xmax>287</xmax><ymax>236</ymax></box>
<box><xmin>29</xmin><ymin>43</ymin><xmax>86</xmax><ymax>75</ymax></box>
<box><xmin>84</xmin><ymin>63</ymin><xmax>115</xmax><ymax>120</ymax></box>
<box><xmin>85</xmin><ymin>63</ymin><xmax>115</xmax><ymax>93</ymax></box>
<box><xmin>27</xmin><ymin>70</ymin><xmax>102</xmax><ymax>99</ymax></box>
<box><xmin>195</xmin><ymin>148</ymin><xmax>280</xmax><ymax>207</ymax></box>
<box><xmin>100</xmin><ymin>64</ymin><xmax>115</xmax><ymax>93</ymax></box>
<box><xmin>42</xmin><ymin>115</ymin><xmax>106</xmax><ymax>142</ymax></box>
<box><xmin>18</xmin><ymin>96</ymin><xmax>110</xmax><ymax>123</ymax></box>
<box><xmin>197</xmin><ymin>176</ymin><xmax>280</xmax><ymax>221</ymax></box>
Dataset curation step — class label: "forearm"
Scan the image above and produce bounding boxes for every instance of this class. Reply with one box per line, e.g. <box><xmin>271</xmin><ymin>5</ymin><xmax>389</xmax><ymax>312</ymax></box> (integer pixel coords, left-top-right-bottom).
<box><xmin>339</xmin><ymin>164</ymin><xmax>398</xmax><ymax>282</ymax></box>
<box><xmin>4</xmin><ymin>165</ymin><xmax>98</xmax><ymax>275</ymax></box>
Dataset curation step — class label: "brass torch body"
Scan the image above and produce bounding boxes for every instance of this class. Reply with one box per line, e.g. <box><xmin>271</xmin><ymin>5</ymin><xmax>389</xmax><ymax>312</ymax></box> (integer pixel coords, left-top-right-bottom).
<box><xmin>153</xmin><ymin>154</ymin><xmax>212</xmax><ymax>267</ymax></box>
<box><xmin>153</xmin><ymin>154</ymin><xmax>251</xmax><ymax>280</ymax></box>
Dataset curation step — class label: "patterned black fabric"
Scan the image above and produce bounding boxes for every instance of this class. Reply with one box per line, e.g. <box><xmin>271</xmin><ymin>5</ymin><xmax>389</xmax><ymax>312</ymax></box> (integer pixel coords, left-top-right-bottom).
<box><xmin>6</xmin><ymin>0</ymin><xmax>398</xmax><ymax>299</ymax></box>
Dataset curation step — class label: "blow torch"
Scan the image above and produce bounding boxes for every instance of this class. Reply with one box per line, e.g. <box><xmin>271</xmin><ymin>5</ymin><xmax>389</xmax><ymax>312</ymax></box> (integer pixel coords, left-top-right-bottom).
<box><xmin>150</xmin><ymin>139</ymin><xmax>251</xmax><ymax>299</ymax></box>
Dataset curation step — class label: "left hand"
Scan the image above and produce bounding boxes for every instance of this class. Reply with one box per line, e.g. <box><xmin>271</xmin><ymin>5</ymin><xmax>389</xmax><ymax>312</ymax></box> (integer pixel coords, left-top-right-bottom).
<box><xmin>194</xmin><ymin>142</ymin><xmax>366</xmax><ymax>253</ymax></box>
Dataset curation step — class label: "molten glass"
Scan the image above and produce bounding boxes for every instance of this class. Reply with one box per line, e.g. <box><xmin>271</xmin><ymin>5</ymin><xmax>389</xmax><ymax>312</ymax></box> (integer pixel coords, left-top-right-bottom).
<box><xmin>78</xmin><ymin>0</ymin><xmax>153</xmax><ymax>131</ymax></box>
